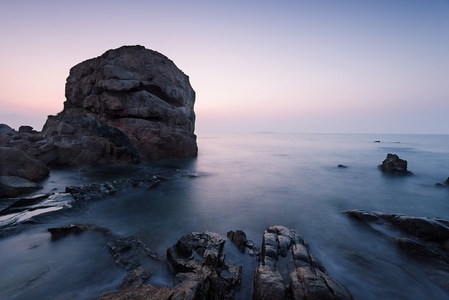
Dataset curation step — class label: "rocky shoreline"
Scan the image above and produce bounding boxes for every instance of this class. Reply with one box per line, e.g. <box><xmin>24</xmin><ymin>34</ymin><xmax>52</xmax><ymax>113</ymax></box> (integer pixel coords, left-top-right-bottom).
<box><xmin>2</xmin><ymin>45</ymin><xmax>449</xmax><ymax>298</ymax></box>
<box><xmin>2</xmin><ymin>169</ymin><xmax>449</xmax><ymax>298</ymax></box>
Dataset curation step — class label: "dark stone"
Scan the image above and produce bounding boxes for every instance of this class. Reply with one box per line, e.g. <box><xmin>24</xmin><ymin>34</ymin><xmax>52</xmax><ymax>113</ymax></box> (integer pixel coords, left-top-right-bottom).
<box><xmin>18</xmin><ymin>125</ymin><xmax>34</xmax><ymax>133</ymax></box>
<box><xmin>227</xmin><ymin>229</ymin><xmax>248</xmax><ymax>252</ymax></box>
<box><xmin>39</xmin><ymin>45</ymin><xmax>197</xmax><ymax>166</ymax></box>
<box><xmin>0</xmin><ymin>147</ymin><xmax>49</xmax><ymax>182</ymax></box>
<box><xmin>166</xmin><ymin>231</ymin><xmax>242</xmax><ymax>299</ymax></box>
<box><xmin>107</xmin><ymin>236</ymin><xmax>159</xmax><ymax>271</ymax></box>
<box><xmin>97</xmin><ymin>226</ymin><xmax>353</xmax><ymax>300</ymax></box>
<box><xmin>48</xmin><ymin>224</ymin><xmax>96</xmax><ymax>239</ymax></box>
<box><xmin>254</xmin><ymin>225</ymin><xmax>353</xmax><ymax>300</ymax></box>
<box><xmin>378</xmin><ymin>153</ymin><xmax>410</xmax><ymax>174</ymax></box>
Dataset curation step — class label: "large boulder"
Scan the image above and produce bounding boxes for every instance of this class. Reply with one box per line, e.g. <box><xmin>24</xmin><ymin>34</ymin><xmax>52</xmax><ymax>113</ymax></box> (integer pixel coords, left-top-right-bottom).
<box><xmin>0</xmin><ymin>147</ymin><xmax>49</xmax><ymax>181</ymax></box>
<box><xmin>40</xmin><ymin>45</ymin><xmax>197</xmax><ymax>165</ymax></box>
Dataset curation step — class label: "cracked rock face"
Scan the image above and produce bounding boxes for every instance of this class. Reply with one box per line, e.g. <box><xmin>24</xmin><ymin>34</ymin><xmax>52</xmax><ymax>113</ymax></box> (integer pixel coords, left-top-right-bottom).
<box><xmin>40</xmin><ymin>45</ymin><xmax>197</xmax><ymax>165</ymax></box>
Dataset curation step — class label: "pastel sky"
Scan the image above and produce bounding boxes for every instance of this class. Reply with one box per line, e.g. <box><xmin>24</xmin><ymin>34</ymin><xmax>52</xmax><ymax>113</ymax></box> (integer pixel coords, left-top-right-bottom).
<box><xmin>1</xmin><ymin>0</ymin><xmax>448</xmax><ymax>134</ymax></box>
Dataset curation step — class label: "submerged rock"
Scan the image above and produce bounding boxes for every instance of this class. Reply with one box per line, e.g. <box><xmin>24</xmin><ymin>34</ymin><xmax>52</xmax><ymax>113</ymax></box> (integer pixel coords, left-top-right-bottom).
<box><xmin>378</xmin><ymin>153</ymin><xmax>410</xmax><ymax>174</ymax></box>
<box><xmin>345</xmin><ymin>209</ymin><xmax>449</xmax><ymax>292</ymax></box>
<box><xmin>0</xmin><ymin>176</ymin><xmax>41</xmax><ymax>198</ymax></box>
<box><xmin>48</xmin><ymin>224</ymin><xmax>97</xmax><ymax>239</ymax></box>
<box><xmin>435</xmin><ymin>177</ymin><xmax>449</xmax><ymax>187</ymax></box>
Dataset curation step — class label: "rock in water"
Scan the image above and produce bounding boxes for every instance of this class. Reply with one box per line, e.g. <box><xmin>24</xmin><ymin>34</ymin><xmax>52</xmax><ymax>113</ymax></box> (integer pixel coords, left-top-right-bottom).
<box><xmin>40</xmin><ymin>45</ymin><xmax>197</xmax><ymax>165</ymax></box>
<box><xmin>0</xmin><ymin>176</ymin><xmax>41</xmax><ymax>198</ymax></box>
<box><xmin>378</xmin><ymin>153</ymin><xmax>410</xmax><ymax>174</ymax></box>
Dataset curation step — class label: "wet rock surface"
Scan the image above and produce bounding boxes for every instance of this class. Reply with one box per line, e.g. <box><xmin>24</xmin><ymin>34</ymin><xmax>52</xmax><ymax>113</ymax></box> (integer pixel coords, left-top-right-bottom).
<box><xmin>254</xmin><ymin>225</ymin><xmax>353</xmax><ymax>300</ymax></box>
<box><xmin>0</xmin><ymin>170</ymin><xmax>179</xmax><ymax>237</ymax></box>
<box><xmin>345</xmin><ymin>209</ymin><xmax>449</xmax><ymax>292</ymax></box>
<box><xmin>92</xmin><ymin>226</ymin><xmax>353</xmax><ymax>299</ymax></box>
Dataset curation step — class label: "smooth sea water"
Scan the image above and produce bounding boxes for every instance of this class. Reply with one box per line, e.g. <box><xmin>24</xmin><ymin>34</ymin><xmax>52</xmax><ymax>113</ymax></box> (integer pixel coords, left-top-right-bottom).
<box><xmin>1</xmin><ymin>133</ymin><xmax>449</xmax><ymax>299</ymax></box>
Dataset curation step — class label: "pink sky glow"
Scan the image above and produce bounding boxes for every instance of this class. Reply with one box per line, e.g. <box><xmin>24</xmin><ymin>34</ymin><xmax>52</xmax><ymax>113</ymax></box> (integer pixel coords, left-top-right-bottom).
<box><xmin>1</xmin><ymin>0</ymin><xmax>448</xmax><ymax>134</ymax></box>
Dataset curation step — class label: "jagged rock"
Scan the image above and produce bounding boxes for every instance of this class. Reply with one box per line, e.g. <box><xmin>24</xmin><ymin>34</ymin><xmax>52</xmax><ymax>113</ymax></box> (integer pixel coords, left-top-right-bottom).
<box><xmin>65</xmin><ymin>175</ymin><xmax>161</xmax><ymax>201</ymax></box>
<box><xmin>345</xmin><ymin>209</ymin><xmax>449</xmax><ymax>292</ymax></box>
<box><xmin>0</xmin><ymin>147</ymin><xmax>49</xmax><ymax>182</ymax></box>
<box><xmin>106</xmin><ymin>235</ymin><xmax>161</xmax><ymax>290</ymax></box>
<box><xmin>95</xmin><ymin>227</ymin><xmax>354</xmax><ymax>299</ymax></box>
<box><xmin>107</xmin><ymin>236</ymin><xmax>159</xmax><ymax>271</ymax></box>
<box><xmin>40</xmin><ymin>45</ymin><xmax>197</xmax><ymax>166</ymax></box>
<box><xmin>227</xmin><ymin>229</ymin><xmax>248</xmax><ymax>252</ymax></box>
<box><xmin>166</xmin><ymin>231</ymin><xmax>242</xmax><ymax>299</ymax></box>
<box><xmin>99</xmin><ymin>231</ymin><xmax>242</xmax><ymax>300</ymax></box>
<box><xmin>254</xmin><ymin>225</ymin><xmax>353</xmax><ymax>300</ymax></box>
<box><xmin>378</xmin><ymin>153</ymin><xmax>410</xmax><ymax>174</ymax></box>
<box><xmin>0</xmin><ymin>125</ymin><xmax>46</xmax><ymax>157</ymax></box>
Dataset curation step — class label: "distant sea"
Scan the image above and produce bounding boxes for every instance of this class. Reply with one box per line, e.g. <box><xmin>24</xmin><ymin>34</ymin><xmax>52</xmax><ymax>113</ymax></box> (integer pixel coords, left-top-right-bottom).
<box><xmin>1</xmin><ymin>133</ymin><xmax>448</xmax><ymax>299</ymax></box>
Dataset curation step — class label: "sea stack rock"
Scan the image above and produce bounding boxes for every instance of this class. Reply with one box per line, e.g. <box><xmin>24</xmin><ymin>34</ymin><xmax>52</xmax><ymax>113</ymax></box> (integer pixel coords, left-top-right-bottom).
<box><xmin>40</xmin><ymin>45</ymin><xmax>197</xmax><ymax>165</ymax></box>
<box><xmin>378</xmin><ymin>153</ymin><xmax>409</xmax><ymax>175</ymax></box>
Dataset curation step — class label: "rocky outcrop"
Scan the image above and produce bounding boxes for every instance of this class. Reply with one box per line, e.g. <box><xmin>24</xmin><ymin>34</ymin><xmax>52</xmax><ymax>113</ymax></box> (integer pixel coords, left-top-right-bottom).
<box><xmin>0</xmin><ymin>146</ymin><xmax>49</xmax><ymax>197</ymax></box>
<box><xmin>0</xmin><ymin>46</ymin><xmax>197</xmax><ymax>196</ymax></box>
<box><xmin>94</xmin><ymin>226</ymin><xmax>353</xmax><ymax>299</ymax></box>
<box><xmin>166</xmin><ymin>231</ymin><xmax>242</xmax><ymax>299</ymax></box>
<box><xmin>345</xmin><ymin>210</ymin><xmax>449</xmax><ymax>292</ymax></box>
<box><xmin>0</xmin><ymin>147</ymin><xmax>49</xmax><ymax>181</ymax></box>
<box><xmin>378</xmin><ymin>153</ymin><xmax>410</xmax><ymax>174</ymax></box>
<box><xmin>227</xmin><ymin>229</ymin><xmax>248</xmax><ymax>252</ymax></box>
<box><xmin>254</xmin><ymin>225</ymin><xmax>353</xmax><ymax>300</ymax></box>
<box><xmin>40</xmin><ymin>45</ymin><xmax>197</xmax><ymax>165</ymax></box>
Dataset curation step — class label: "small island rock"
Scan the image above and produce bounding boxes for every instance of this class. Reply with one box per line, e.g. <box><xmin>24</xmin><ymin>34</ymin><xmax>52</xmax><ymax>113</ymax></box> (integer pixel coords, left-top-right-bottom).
<box><xmin>378</xmin><ymin>153</ymin><xmax>410</xmax><ymax>174</ymax></box>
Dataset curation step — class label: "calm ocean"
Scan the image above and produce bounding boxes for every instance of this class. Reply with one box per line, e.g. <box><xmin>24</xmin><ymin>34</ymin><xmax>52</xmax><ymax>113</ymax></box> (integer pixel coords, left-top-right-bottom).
<box><xmin>1</xmin><ymin>133</ymin><xmax>448</xmax><ymax>299</ymax></box>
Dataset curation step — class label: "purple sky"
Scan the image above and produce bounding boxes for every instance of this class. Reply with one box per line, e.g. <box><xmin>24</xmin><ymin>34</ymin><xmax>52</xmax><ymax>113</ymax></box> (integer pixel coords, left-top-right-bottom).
<box><xmin>1</xmin><ymin>0</ymin><xmax>448</xmax><ymax>134</ymax></box>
